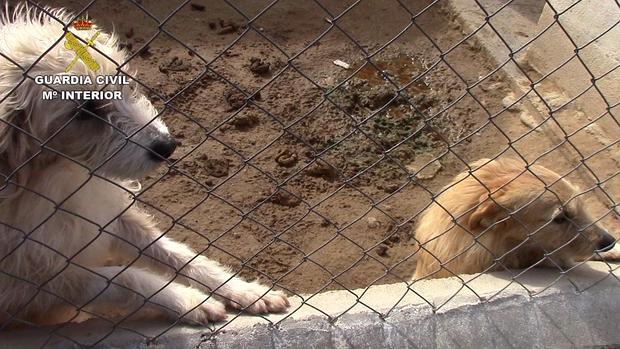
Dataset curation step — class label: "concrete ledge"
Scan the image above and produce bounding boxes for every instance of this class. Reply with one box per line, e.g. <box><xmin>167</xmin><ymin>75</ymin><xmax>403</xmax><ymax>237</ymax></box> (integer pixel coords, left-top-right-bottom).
<box><xmin>1</xmin><ymin>262</ymin><xmax>619</xmax><ymax>348</ymax></box>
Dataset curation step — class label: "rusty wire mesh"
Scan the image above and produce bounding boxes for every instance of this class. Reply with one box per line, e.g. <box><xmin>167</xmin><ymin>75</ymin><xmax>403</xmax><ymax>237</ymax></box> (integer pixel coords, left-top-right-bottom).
<box><xmin>0</xmin><ymin>0</ymin><xmax>618</xmax><ymax>347</ymax></box>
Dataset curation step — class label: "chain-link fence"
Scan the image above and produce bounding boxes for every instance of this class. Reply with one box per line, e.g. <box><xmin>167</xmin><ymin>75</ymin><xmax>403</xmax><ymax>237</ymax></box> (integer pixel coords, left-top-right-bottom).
<box><xmin>0</xmin><ymin>0</ymin><xmax>618</xmax><ymax>347</ymax></box>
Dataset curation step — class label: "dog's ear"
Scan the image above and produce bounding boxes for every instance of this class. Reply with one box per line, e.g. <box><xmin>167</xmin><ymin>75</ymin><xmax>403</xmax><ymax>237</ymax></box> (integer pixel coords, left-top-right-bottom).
<box><xmin>0</xmin><ymin>108</ymin><xmax>33</xmax><ymax>195</ymax></box>
<box><xmin>467</xmin><ymin>190</ymin><xmax>509</xmax><ymax>230</ymax></box>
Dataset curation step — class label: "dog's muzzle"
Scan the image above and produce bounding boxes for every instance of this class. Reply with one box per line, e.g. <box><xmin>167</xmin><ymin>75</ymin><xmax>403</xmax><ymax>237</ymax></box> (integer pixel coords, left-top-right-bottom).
<box><xmin>149</xmin><ymin>135</ymin><xmax>177</xmax><ymax>161</ymax></box>
<box><xmin>596</xmin><ymin>231</ymin><xmax>616</xmax><ymax>252</ymax></box>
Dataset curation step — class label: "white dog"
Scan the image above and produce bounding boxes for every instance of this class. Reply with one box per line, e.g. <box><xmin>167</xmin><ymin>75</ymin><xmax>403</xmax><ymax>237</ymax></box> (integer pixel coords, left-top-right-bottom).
<box><xmin>0</xmin><ymin>4</ymin><xmax>288</xmax><ymax>327</ymax></box>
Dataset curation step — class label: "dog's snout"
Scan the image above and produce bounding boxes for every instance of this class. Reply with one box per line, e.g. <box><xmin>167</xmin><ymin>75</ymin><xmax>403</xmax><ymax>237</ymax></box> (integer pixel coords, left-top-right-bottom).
<box><xmin>149</xmin><ymin>136</ymin><xmax>177</xmax><ymax>160</ymax></box>
<box><xmin>596</xmin><ymin>232</ymin><xmax>616</xmax><ymax>252</ymax></box>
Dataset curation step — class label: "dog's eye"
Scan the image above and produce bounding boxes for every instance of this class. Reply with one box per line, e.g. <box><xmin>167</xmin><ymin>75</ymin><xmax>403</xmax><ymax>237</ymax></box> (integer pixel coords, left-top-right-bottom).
<box><xmin>75</xmin><ymin>100</ymin><xmax>99</xmax><ymax>121</ymax></box>
<box><xmin>553</xmin><ymin>214</ymin><xmax>567</xmax><ymax>224</ymax></box>
<box><xmin>553</xmin><ymin>208</ymin><xmax>573</xmax><ymax>224</ymax></box>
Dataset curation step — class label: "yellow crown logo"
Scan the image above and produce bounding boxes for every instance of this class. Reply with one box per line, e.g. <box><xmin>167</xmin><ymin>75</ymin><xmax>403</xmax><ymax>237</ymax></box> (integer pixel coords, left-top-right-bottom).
<box><xmin>71</xmin><ymin>19</ymin><xmax>93</xmax><ymax>31</ymax></box>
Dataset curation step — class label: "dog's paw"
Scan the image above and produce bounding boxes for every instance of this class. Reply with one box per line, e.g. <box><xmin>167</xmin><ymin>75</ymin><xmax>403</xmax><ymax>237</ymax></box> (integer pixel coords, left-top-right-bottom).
<box><xmin>182</xmin><ymin>298</ymin><xmax>227</xmax><ymax>325</ymax></box>
<box><xmin>223</xmin><ymin>282</ymin><xmax>290</xmax><ymax>314</ymax></box>
<box><xmin>595</xmin><ymin>249</ymin><xmax>620</xmax><ymax>261</ymax></box>
<box><xmin>154</xmin><ymin>284</ymin><xmax>227</xmax><ymax>325</ymax></box>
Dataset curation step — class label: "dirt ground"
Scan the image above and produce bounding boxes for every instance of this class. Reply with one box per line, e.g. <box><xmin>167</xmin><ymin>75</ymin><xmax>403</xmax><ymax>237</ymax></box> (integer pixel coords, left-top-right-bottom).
<box><xmin>44</xmin><ymin>0</ymin><xmax>620</xmax><ymax>295</ymax></box>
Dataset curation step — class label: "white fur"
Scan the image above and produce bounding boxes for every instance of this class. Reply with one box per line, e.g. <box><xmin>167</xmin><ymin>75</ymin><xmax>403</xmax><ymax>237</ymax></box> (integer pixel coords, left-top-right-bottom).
<box><xmin>0</xmin><ymin>4</ymin><xmax>288</xmax><ymax>327</ymax></box>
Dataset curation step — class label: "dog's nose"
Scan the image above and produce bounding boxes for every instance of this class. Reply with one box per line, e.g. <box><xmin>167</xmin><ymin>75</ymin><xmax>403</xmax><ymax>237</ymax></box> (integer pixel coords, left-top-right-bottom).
<box><xmin>149</xmin><ymin>136</ymin><xmax>177</xmax><ymax>160</ymax></box>
<box><xmin>596</xmin><ymin>232</ymin><xmax>616</xmax><ymax>252</ymax></box>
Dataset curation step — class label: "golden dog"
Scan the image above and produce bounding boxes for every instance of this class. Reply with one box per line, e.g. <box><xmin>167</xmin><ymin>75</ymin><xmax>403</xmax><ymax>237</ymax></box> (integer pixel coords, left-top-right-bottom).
<box><xmin>412</xmin><ymin>157</ymin><xmax>616</xmax><ymax>280</ymax></box>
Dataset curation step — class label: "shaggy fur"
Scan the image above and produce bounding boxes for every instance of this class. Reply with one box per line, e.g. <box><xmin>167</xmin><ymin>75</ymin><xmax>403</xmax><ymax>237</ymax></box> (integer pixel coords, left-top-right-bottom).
<box><xmin>412</xmin><ymin>157</ymin><xmax>616</xmax><ymax>280</ymax></box>
<box><xmin>0</xmin><ymin>5</ymin><xmax>288</xmax><ymax>327</ymax></box>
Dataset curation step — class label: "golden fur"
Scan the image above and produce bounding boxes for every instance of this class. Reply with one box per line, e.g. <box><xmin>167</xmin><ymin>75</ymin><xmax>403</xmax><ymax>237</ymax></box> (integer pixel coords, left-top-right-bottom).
<box><xmin>412</xmin><ymin>157</ymin><xmax>616</xmax><ymax>280</ymax></box>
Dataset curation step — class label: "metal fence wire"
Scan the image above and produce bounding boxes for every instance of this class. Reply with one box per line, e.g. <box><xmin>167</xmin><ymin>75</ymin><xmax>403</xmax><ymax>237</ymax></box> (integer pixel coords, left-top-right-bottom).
<box><xmin>0</xmin><ymin>0</ymin><xmax>618</xmax><ymax>347</ymax></box>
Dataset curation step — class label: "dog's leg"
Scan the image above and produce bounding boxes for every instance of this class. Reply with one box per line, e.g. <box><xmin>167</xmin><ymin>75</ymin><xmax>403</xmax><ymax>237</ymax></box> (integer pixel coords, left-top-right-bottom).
<box><xmin>115</xmin><ymin>209</ymin><xmax>289</xmax><ymax>314</ymax></box>
<box><xmin>41</xmin><ymin>265</ymin><xmax>226</xmax><ymax>325</ymax></box>
<box><xmin>592</xmin><ymin>244</ymin><xmax>620</xmax><ymax>261</ymax></box>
